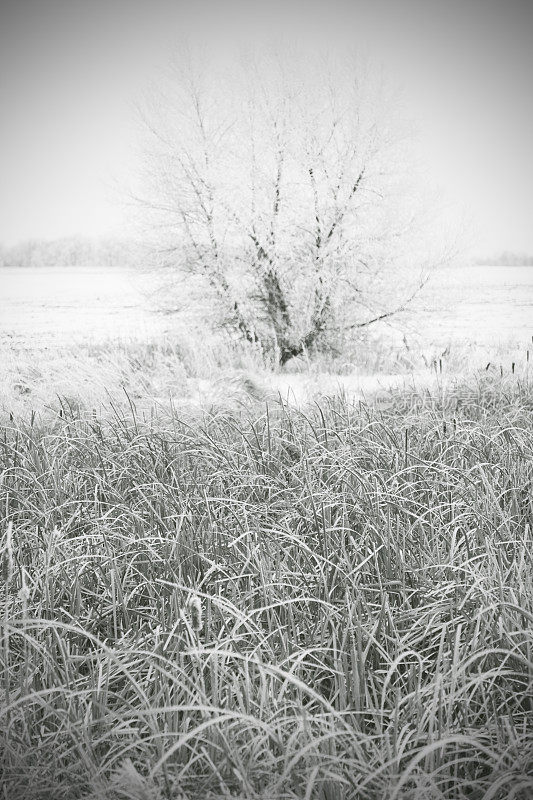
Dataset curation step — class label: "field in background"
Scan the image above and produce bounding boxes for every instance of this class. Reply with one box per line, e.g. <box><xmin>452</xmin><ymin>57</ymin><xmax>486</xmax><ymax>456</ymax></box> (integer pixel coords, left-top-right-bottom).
<box><xmin>1</xmin><ymin>262</ymin><xmax>532</xmax><ymax>418</ymax></box>
<box><xmin>2</xmin><ymin>263</ymin><xmax>533</xmax><ymax>353</ymax></box>
<box><xmin>414</xmin><ymin>264</ymin><xmax>533</xmax><ymax>350</ymax></box>
<box><xmin>0</xmin><ymin>265</ymin><xmax>163</xmax><ymax>345</ymax></box>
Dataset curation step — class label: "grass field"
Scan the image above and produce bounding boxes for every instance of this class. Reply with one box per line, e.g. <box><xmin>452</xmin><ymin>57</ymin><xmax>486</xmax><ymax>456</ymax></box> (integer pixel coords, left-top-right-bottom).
<box><xmin>1</xmin><ymin>262</ymin><xmax>533</xmax><ymax>799</ymax></box>
<box><xmin>1</xmin><ymin>335</ymin><xmax>533</xmax><ymax>799</ymax></box>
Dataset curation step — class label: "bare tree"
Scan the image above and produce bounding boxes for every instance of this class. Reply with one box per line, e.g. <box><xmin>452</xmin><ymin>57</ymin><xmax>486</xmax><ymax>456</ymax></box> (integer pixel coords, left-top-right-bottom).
<box><xmin>135</xmin><ymin>46</ymin><xmax>439</xmax><ymax>366</ymax></box>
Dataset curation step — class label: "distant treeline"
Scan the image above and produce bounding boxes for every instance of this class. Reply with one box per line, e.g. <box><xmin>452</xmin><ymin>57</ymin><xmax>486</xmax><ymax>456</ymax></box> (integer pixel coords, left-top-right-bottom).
<box><xmin>0</xmin><ymin>236</ymin><xmax>143</xmax><ymax>267</ymax></box>
<box><xmin>476</xmin><ymin>251</ymin><xmax>533</xmax><ymax>266</ymax></box>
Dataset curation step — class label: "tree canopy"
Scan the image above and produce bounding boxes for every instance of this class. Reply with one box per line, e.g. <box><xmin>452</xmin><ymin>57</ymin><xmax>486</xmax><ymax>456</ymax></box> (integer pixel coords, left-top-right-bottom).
<box><xmin>137</xmin><ymin>46</ymin><xmax>440</xmax><ymax>365</ymax></box>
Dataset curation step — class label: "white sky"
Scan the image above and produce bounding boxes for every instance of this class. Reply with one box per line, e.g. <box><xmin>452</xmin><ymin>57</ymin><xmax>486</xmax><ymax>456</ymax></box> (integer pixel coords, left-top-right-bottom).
<box><xmin>0</xmin><ymin>0</ymin><xmax>532</xmax><ymax>256</ymax></box>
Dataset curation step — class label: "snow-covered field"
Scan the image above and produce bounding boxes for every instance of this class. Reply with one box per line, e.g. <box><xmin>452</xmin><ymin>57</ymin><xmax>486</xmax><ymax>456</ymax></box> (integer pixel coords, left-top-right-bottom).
<box><xmin>415</xmin><ymin>263</ymin><xmax>533</xmax><ymax>348</ymax></box>
<box><xmin>1</xmin><ymin>263</ymin><xmax>532</xmax><ymax>351</ymax></box>
<box><xmin>0</xmin><ymin>265</ymin><xmax>164</xmax><ymax>344</ymax></box>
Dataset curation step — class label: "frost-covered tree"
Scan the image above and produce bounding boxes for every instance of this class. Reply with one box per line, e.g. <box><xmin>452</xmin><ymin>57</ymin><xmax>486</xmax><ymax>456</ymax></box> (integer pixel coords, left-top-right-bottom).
<box><xmin>136</xmin><ymin>45</ymin><xmax>439</xmax><ymax>365</ymax></box>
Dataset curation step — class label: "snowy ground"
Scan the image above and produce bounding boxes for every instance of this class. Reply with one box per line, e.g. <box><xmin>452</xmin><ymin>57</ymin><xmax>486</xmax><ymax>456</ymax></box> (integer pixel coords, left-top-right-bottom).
<box><xmin>1</xmin><ymin>263</ymin><xmax>532</xmax><ymax>352</ymax></box>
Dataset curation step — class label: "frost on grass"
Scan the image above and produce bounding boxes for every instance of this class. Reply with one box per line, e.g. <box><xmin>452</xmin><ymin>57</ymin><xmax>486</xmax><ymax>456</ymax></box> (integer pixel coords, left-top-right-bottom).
<box><xmin>1</xmin><ymin>372</ymin><xmax>533</xmax><ymax>799</ymax></box>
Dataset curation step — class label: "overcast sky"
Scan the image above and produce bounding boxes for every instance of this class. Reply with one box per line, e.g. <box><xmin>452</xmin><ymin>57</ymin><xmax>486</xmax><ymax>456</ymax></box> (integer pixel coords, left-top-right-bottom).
<box><xmin>1</xmin><ymin>0</ymin><xmax>532</xmax><ymax>256</ymax></box>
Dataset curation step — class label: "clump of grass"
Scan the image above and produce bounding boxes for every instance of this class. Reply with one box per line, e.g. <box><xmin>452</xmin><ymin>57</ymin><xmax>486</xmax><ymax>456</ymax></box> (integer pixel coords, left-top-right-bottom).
<box><xmin>0</xmin><ymin>334</ymin><xmax>272</xmax><ymax>421</ymax></box>
<box><xmin>1</xmin><ymin>372</ymin><xmax>532</xmax><ymax>799</ymax></box>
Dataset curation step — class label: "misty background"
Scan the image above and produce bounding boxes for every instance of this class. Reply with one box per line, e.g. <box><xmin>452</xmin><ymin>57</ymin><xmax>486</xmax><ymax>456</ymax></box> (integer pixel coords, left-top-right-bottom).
<box><xmin>1</xmin><ymin>0</ymin><xmax>533</xmax><ymax>257</ymax></box>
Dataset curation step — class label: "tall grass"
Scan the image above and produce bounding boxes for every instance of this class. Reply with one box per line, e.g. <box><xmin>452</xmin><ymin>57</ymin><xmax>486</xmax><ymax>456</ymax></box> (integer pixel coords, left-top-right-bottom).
<box><xmin>1</xmin><ymin>371</ymin><xmax>532</xmax><ymax>798</ymax></box>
